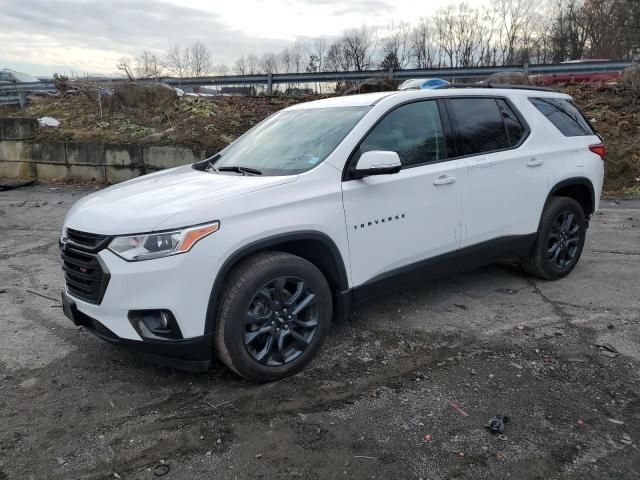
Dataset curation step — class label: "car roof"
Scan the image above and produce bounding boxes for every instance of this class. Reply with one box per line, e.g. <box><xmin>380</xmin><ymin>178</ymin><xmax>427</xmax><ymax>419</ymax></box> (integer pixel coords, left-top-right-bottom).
<box><xmin>285</xmin><ymin>87</ymin><xmax>570</xmax><ymax>110</ymax></box>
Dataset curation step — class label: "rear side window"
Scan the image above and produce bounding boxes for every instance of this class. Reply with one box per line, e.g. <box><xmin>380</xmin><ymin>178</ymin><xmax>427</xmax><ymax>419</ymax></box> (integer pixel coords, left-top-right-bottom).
<box><xmin>529</xmin><ymin>97</ymin><xmax>595</xmax><ymax>137</ymax></box>
<box><xmin>497</xmin><ymin>99</ymin><xmax>526</xmax><ymax>146</ymax></box>
<box><xmin>447</xmin><ymin>98</ymin><xmax>511</xmax><ymax>156</ymax></box>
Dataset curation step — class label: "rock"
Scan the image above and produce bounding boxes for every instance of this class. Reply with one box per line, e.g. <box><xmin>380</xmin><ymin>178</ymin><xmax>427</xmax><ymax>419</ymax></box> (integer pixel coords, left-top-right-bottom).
<box><xmin>256</xmin><ymin>454</ymin><xmax>262</xmax><ymax>459</ymax></box>
<box><xmin>488</xmin><ymin>374</ymin><xmax>495</xmax><ymax>379</ymax></box>
<box><xmin>113</xmin><ymin>83</ymin><xmax>177</xmax><ymax>109</ymax></box>
<box><xmin>342</xmin><ymin>77</ymin><xmax>397</xmax><ymax>95</ymax></box>
<box><xmin>216</xmin><ymin>438</ymin><xmax>222</xmax><ymax>444</ymax></box>
<box><xmin>486</xmin><ymin>72</ymin><xmax>532</xmax><ymax>85</ymax></box>
<box><xmin>205</xmin><ymin>450</ymin><xmax>212</xmax><ymax>456</ymax></box>
<box><xmin>19</xmin><ymin>378</ymin><xmax>38</xmax><ymax>389</ymax></box>
<box><xmin>608</xmin><ymin>418</ymin><xmax>625</xmax><ymax>425</ymax></box>
<box><xmin>56</xmin><ymin>457</ymin><xmax>65</xmax><ymax>466</ymax></box>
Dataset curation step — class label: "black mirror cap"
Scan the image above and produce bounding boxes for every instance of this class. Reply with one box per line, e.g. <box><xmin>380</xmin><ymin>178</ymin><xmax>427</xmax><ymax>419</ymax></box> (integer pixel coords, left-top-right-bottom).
<box><xmin>351</xmin><ymin>164</ymin><xmax>402</xmax><ymax>180</ymax></box>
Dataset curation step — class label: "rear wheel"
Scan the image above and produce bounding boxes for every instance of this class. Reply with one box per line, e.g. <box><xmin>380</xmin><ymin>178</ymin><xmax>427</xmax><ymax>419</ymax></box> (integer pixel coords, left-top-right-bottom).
<box><xmin>214</xmin><ymin>251</ymin><xmax>332</xmax><ymax>382</ymax></box>
<box><xmin>521</xmin><ymin>197</ymin><xmax>587</xmax><ymax>280</ymax></box>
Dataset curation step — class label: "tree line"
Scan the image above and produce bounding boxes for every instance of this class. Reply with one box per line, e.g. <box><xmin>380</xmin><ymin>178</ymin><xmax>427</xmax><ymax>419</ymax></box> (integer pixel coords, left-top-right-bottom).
<box><xmin>118</xmin><ymin>0</ymin><xmax>639</xmax><ymax>80</ymax></box>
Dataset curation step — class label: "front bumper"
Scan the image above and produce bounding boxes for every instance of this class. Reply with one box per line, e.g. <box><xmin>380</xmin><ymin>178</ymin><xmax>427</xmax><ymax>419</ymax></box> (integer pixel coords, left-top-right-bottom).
<box><xmin>62</xmin><ymin>291</ymin><xmax>213</xmax><ymax>371</ymax></box>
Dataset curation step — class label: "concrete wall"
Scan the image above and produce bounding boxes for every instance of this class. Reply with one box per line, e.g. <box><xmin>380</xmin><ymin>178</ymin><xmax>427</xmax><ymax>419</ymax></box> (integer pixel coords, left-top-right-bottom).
<box><xmin>0</xmin><ymin>118</ymin><xmax>207</xmax><ymax>184</ymax></box>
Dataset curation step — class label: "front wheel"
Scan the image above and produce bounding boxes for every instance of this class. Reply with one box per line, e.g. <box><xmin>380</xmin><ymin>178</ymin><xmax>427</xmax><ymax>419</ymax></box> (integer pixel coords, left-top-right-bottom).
<box><xmin>521</xmin><ymin>196</ymin><xmax>587</xmax><ymax>280</ymax></box>
<box><xmin>214</xmin><ymin>251</ymin><xmax>332</xmax><ymax>382</ymax></box>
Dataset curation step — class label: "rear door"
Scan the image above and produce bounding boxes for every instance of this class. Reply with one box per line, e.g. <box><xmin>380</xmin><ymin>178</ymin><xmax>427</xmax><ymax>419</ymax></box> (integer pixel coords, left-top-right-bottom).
<box><xmin>445</xmin><ymin>96</ymin><xmax>550</xmax><ymax>246</ymax></box>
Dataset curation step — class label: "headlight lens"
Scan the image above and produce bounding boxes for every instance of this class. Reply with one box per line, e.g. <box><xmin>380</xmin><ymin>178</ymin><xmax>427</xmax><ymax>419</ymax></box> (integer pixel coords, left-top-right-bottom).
<box><xmin>108</xmin><ymin>222</ymin><xmax>219</xmax><ymax>261</ymax></box>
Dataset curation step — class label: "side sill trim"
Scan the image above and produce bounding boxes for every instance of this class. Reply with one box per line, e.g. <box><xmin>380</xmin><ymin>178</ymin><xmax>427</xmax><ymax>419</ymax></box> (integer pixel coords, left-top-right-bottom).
<box><xmin>351</xmin><ymin>234</ymin><xmax>536</xmax><ymax>303</ymax></box>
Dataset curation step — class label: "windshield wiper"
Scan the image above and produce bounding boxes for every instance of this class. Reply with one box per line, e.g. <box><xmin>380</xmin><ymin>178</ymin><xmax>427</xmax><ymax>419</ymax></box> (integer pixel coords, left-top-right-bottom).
<box><xmin>214</xmin><ymin>166</ymin><xmax>263</xmax><ymax>176</ymax></box>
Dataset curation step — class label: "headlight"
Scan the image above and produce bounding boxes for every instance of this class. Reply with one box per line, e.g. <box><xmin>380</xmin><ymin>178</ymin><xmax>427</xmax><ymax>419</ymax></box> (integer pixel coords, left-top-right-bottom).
<box><xmin>108</xmin><ymin>222</ymin><xmax>219</xmax><ymax>261</ymax></box>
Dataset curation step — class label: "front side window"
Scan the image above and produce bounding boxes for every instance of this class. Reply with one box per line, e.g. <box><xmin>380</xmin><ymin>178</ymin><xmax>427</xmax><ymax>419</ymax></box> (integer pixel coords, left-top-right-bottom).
<box><xmin>213</xmin><ymin>106</ymin><xmax>370</xmax><ymax>175</ymax></box>
<box><xmin>358</xmin><ymin>100</ymin><xmax>446</xmax><ymax>167</ymax></box>
<box><xmin>529</xmin><ymin>97</ymin><xmax>595</xmax><ymax>137</ymax></box>
<box><xmin>448</xmin><ymin>98</ymin><xmax>511</xmax><ymax>156</ymax></box>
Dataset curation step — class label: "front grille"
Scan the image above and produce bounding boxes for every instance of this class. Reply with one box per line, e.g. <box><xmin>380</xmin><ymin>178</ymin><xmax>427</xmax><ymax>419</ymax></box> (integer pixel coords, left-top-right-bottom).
<box><xmin>66</xmin><ymin>228</ymin><xmax>109</xmax><ymax>251</ymax></box>
<box><xmin>61</xmin><ymin>229</ymin><xmax>111</xmax><ymax>304</ymax></box>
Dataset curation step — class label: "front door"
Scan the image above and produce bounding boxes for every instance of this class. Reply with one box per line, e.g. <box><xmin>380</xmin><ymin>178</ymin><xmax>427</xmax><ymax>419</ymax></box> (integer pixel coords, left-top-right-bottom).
<box><xmin>341</xmin><ymin>100</ymin><xmax>463</xmax><ymax>292</ymax></box>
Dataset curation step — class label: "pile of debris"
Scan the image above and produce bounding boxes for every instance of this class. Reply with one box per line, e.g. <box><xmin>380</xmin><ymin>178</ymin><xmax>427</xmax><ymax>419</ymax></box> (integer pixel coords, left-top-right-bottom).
<box><xmin>1</xmin><ymin>78</ymin><xmax>638</xmax><ymax>196</ymax></box>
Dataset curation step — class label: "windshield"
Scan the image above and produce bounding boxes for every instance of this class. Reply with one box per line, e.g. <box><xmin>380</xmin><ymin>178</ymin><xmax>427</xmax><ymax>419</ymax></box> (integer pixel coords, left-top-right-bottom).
<box><xmin>11</xmin><ymin>72</ymin><xmax>40</xmax><ymax>83</ymax></box>
<box><xmin>212</xmin><ymin>106</ymin><xmax>370</xmax><ymax>175</ymax></box>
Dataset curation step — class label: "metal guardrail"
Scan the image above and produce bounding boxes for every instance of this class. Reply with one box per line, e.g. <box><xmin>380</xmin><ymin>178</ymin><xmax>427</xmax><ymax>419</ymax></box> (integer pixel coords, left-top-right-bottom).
<box><xmin>0</xmin><ymin>81</ymin><xmax>57</xmax><ymax>107</ymax></box>
<box><xmin>0</xmin><ymin>61</ymin><xmax>633</xmax><ymax>106</ymax></box>
<box><xmin>160</xmin><ymin>61</ymin><xmax>633</xmax><ymax>92</ymax></box>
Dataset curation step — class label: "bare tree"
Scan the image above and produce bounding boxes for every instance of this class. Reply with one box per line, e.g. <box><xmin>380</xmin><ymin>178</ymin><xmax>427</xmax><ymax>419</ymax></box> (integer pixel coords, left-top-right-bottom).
<box><xmin>116</xmin><ymin>57</ymin><xmax>135</xmax><ymax>80</ymax></box>
<box><xmin>234</xmin><ymin>55</ymin><xmax>248</xmax><ymax>75</ymax></box>
<box><xmin>309</xmin><ymin>37</ymin><xmax>328</xmax><ymax>72</ymax></box>
<box><xmin>341</xmin><ymin>26</ymin><xmax>376</xmax><ymax>71</ymax></box>
<box><xmin>116</xmin><ymin>51</ymin><xmax>162</xmax><ymax>79</ymax></box>
<box><xmin>325</xmin><ymin>40</ymin><xmax>353</xmax><ymax>71</ymax></box>
<box><xmin>246</xmin><ymin>53</ymin><xmax>260</xmax><ymax>74</ymax></box>
<box><xmin>213</xmin><ymin>63</ymin><xmax>229</xmax><ymax>75</ymax></box>
<box><xmin>189</xmin><ymin>41</ymin><xmax>212</xmax><ymax>76</ymax></box>
<box><xmin>411</xmin><ymin>17</ymin><xmax>441</xmax><ymax>68</ymax></box>
<box><xmin>493</xmin><ymin>0</ymin><xmax>536</xmax><ymax>64</ymax></box>
<box><xmin>164</xmin><ymin>44</ymin><xmax>190</xmax><ymax>77</ymax></box>
<box><xmin>260</xmin><ymin>52</ymin><xmax>279</xmax><ymax>74</ymax></box>
<box><xmin>135</xmin><ymin>50</ymin><xmax>163</xmax><ymax>78</ymax></box>
<box><xmin>381</xmin><ymin>21</ymin><xmax>412</xmax><ymax>69</ymax></box>
<box><xmin>435</xmin><ymin>5</ymin><xmax>458</xmax><ymax>67</ymax></box>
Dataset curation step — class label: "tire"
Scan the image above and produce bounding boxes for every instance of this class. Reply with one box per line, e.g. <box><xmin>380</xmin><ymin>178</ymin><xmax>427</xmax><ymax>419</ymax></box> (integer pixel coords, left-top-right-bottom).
<box><xmin>214</xmin><ymin>251</ymin><xmax>332</xmax><ymax>382</ymax></box>
<box><xmin>521</xmin><ymin>196</ymin><xmax>587</xmax><ymax>280</ymax></box>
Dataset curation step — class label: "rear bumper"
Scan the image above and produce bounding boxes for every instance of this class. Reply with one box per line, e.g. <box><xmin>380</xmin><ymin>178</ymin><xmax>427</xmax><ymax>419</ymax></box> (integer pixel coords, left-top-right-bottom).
<box><xmin>62</xmin><ymin>291</ymin><xmax>212</xmax><ymax>371</ymax></box>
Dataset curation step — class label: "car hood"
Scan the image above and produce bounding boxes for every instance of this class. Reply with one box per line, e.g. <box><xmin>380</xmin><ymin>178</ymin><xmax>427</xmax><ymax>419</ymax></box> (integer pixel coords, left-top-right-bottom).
<box><xmin>64</xmin><ymin>165</ymin><xmax>296</xmax><ymax>234</ymax></box>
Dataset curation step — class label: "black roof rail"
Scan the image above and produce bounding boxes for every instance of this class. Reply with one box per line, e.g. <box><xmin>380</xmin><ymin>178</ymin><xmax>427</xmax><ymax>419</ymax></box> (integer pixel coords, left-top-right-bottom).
<box><xmin>435</xmin><ymin>82</ymin><xmax>558</xmax><ymax>93</ymax></box>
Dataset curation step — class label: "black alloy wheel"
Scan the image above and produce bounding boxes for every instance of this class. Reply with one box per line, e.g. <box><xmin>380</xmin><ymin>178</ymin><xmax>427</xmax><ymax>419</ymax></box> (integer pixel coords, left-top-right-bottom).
<box><xmin>214</xmin><ymin>251</ymin><xmax>332</xmax><ymax>382</ymax></box>
<box><xmin>547</xmin><ymin>210</ymin><xmax>582</xmax><ymax>270</ymax></box>
<box><xmin>244</xmin><ymin>276</ymin><xmax>319</xmax><ymax>366</ymax></box>
<box><xmin>521</xmin><ymin>196</ymin><xmax>586</xmax><ymax>280</ymax></box>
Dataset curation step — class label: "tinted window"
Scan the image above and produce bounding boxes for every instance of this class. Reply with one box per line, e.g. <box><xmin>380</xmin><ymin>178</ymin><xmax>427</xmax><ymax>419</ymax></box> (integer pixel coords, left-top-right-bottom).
<box><xmin>529</xmin><ymin>97</ymin><xmax>595</xmax><ymax>137</ymax></box>
<box><xmin>449</xmin><ymin>98</ymin><xmax>510</xmax><ymax>156</ymax></box>
<box><xmin>497</xmin><ymin>99</ymin><xmax>526</xmax><ymax>145</ymax></box>
<box><xmin>359</xmin><ymin>101</ymin><xmax>446</xmax><ymax>167</ymax></box>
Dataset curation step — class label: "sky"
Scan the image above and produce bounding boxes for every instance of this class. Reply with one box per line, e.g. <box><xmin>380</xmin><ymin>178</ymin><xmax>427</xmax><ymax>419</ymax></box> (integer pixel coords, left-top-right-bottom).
<box><xmin>0</xmin><ymin>0</ymin><xmax>486</xmax><ymax>77</ymax></box>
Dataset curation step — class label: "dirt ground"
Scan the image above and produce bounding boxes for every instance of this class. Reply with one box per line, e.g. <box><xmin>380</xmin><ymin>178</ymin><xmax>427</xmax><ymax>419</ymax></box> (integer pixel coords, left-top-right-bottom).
<box><xmin>0</xmin><ymin>185</ymin><xmax>638</xmax><ymax>480</ymax></box>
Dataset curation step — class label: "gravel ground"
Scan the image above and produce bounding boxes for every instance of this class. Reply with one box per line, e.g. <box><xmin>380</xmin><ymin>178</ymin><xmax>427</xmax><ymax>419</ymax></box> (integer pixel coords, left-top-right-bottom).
<box><xmin>0</xmin><ymin>185</ymin><xmax>638</xmax><ymax>480</ymax></box>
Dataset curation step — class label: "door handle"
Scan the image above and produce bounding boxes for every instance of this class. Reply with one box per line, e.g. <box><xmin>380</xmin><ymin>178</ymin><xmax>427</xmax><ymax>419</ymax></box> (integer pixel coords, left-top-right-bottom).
<box><xmin>433</xmin><ymin>175</ymin><xmax>456</xmax><ymax>186</ymax></box>
<box><xmin>527</xmin><ymin>158</ymin><xmax>544</xmax><ymax>167</ymax></box>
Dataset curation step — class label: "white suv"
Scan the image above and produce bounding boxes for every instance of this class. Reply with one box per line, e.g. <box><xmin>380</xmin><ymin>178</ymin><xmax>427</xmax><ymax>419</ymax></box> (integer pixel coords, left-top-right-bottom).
<box><xmin>60</xmin><ymin>86</ymin><xmax>605</xmax><ymax>381</ymax></box>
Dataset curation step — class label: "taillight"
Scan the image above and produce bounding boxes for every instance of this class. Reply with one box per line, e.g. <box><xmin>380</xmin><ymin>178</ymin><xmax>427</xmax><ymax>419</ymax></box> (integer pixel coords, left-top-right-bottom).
<box><xmin>589</xmin><ymin>143</ymin><xmax>606</xmax><ymax>161</ymax></box>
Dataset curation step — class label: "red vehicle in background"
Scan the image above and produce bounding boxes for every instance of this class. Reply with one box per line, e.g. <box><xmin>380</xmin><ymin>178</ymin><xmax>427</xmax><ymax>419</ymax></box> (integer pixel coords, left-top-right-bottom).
<box><xmin>531</xmin><ymin>59</ymin><xmax>622</xmax><ymax>85</ymax></box>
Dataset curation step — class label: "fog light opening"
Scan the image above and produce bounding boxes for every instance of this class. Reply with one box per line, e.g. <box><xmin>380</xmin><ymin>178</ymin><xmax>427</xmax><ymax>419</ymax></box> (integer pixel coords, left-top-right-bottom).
<box><xmin>128</xmin><ymin>309</ymin><xmax>183</xmax><ymax>341</ymax></box>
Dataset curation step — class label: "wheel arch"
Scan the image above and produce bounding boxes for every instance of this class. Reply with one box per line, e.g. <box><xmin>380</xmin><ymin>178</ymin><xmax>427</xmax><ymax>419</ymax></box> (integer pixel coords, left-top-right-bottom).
<box><xmin>547</xmin><ymin>177</ymin><xmax>595</xmax><ymax>218</ymax></box>
<box><xmin>204</xmin><ymin>231</ymin><xmax>350</xmax><ymax>335</ymax></box>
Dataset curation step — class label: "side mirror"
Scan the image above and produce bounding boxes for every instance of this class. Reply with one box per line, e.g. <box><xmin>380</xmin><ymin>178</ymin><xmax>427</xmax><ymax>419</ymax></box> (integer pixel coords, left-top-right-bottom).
<box><xmin>352</xmin><ymin>150</ymin><xmax>402</xmax><ymax>179</ymax></box>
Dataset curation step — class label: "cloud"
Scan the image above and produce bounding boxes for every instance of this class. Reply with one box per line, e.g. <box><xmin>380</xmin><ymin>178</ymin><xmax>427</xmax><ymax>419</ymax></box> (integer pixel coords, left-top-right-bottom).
<box><xmin>293</xmin><ymin>0</ymin><xmax>395</xmax><ymax>15</ymax></box>
<box><xmin>0</xmin><ymin>0</ymin><xmax>293</xmax><ymax>75</ymax></box>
